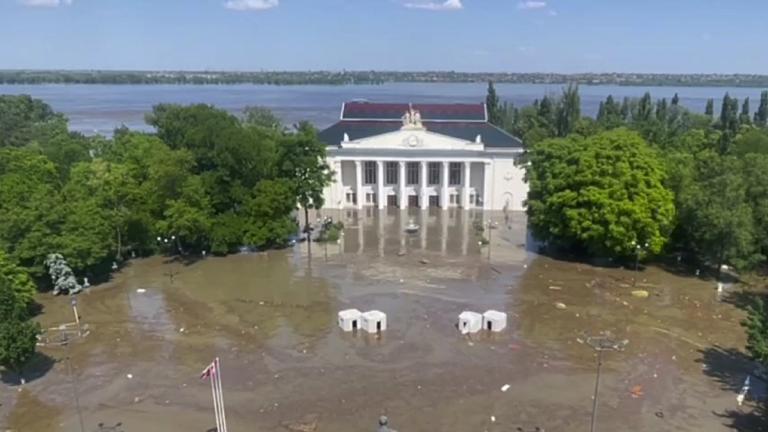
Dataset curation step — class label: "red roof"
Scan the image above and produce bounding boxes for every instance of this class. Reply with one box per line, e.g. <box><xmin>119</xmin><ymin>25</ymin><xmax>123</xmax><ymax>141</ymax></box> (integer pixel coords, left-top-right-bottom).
<box><xmin>342</xmin><ymin>102</ymin><xmax>487</xmax><ymax>122</ymax></box>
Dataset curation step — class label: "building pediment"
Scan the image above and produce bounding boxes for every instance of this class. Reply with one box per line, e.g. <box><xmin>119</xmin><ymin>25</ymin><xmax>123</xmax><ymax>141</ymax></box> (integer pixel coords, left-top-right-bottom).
<box><xmin>340</xmin><ymin>130</ymin><xmax>484</xmax><ymax>151</ymax></box>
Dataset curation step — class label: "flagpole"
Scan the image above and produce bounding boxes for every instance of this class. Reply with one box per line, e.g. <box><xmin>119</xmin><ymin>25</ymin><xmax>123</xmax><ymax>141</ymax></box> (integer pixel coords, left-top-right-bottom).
<box><xmin>210</xmin><ymin>369</ymin><xmax>223</xmax><ymax>432</ymax></box>
<box><xmin>215</xmin><ymin>357</ymin><xmax>229</xmax><ymax>432</ymax></box>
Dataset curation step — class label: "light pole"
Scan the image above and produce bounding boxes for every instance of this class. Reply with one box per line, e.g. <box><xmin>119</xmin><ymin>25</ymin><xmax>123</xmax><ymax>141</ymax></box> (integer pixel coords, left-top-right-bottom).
<box><xmin>586</xmin><ymin>335</ymin><xmax>627</xmax><ymax>432</ymax></box>
<box><xmin>61</xmin><ymin>334</ymin><xmax>85</xmax><ymax>432</ymax></box>
<box><xmin>486</xmin><ymin>219</ymin><xmax>494</xmax><ymax>261</ymax></box>
<box><xmin>630</xmin><ymin>240</ymin><xmax>648</xmax><ymax>285</ymax></box>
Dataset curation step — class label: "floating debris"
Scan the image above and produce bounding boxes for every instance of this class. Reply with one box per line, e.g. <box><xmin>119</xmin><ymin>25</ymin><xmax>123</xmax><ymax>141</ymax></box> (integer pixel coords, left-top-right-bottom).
<box><xmin>631</xmin><ymin>290</ymin><xmax>649</xmax><ymax>298</ymax></box>
<box><xmin>501</xmin><ymin>384</ymin><xmax>510</xmax><ymax>392</ymax></box>
<box><xmin>554</xmin><ymin>302</ymin><xmax>567</xmax><ymax>310</ymax></box>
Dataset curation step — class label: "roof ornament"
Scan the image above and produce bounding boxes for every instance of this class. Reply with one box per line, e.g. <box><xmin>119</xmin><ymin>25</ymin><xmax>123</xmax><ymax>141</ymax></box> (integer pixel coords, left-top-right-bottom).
<box><xmin>401</xmin><ymin>104</ymin><xmax>425</xmax><ymax>130</ymax></box>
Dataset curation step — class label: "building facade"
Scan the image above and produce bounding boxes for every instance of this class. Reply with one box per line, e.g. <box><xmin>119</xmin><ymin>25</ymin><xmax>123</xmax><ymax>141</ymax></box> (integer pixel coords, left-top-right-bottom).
<box><xmin>319</xmin><ymin>101</ymin><xmax>527</xmax><ymax>211</ymax></box>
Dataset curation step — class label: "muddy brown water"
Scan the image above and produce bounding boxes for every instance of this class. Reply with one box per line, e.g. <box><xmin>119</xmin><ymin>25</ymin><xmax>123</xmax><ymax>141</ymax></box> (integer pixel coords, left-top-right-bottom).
<box><xmin>0</xmin><ymin>210</ymin><xmax>760</xmax><ymax>432</ymax></box>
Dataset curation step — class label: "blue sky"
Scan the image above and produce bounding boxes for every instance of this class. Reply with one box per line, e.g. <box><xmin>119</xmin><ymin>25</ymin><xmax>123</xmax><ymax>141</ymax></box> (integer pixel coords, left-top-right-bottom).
<box><xmin>1</xmin><ymin>0</ymin><xmax>767</xmax><ymax>73</ymax></box>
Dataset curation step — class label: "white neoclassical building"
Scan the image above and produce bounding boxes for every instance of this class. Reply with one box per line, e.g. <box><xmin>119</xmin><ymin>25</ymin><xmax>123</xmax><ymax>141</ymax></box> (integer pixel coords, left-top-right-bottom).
<box><xmin>319</xmin><ymin>101</ymin><xmax>528</xmax><ymax>211</ymax></box>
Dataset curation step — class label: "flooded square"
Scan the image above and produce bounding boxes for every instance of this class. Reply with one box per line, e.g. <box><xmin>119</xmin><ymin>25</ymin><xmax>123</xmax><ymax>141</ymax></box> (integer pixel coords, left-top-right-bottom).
<box><xmin>0</xmin><ymin>210</ymin><xmax>758</xmax><ymax>432</ymax></box>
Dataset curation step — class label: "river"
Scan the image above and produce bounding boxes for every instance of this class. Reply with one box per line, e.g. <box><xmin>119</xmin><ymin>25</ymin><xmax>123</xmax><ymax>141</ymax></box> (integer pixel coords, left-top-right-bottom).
<box><xmin>0</xmin><ymin>83</ymin><xmax>766</xmax><ymax>135</ymax></box>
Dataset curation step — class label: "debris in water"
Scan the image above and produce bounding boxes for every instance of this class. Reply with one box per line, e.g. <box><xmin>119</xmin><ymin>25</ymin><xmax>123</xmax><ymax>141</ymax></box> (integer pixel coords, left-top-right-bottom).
<box><xmin>419</xmin><ymin>259</ymin><xmax>430</xmax><ymax>265</ymax></box>
<box><xmin>548</xmin><ymin>286</ymin><xmax>562</xmax><ymax>291</ymax></box>
<box><xmin>554</xmin><ymin>302</ymin><xmax>567</xmax><ymax>310</ymax></box>
<box><xmin>501</xmin><ymin>384</ymin><xmax>510</xmax><ymax>392</ymax></box>
<box><xmin>126</xmin><ymin>374</ymin><xmax>133</xmax><ymax>379</ymax></box>
<box><xmin>136</xmin><ymin>288</ymin><xmax>146</xmax><ymax>294</ymax></box>
<box><xmin>397</xmin><ymin>251</ymin><xmax>406</xmax><ymax>257</ymax></box>
<box><xmin>631</xmin><ymin>290</ymin><xmax>649</xmax><ymax>298</ymax></box>
<box><xmin>655</xmin><ymin>411</ymin><xmax>664</xmax><ymax>419</ymax></box>
<box><xmin>490</xmin><ymin>416</ymin><xmax>496</xmax><ymax>423</ymax></box>
<box><xmin>630</xmin><ymin>385</ymin><xmax>644</xmax><ymax>398</ymax></box>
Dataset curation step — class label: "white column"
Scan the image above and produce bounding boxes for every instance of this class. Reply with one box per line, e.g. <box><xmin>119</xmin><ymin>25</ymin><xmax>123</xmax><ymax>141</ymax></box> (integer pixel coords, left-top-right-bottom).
<box><xmin>399</xmin><ymin>161</ymin><xmax>407</xmax><ymax>209</ymax></box>
<box><xmin>440</xmin><ymin>210</ymin><xmax>448</xmax><ymax>255</ymax></box>
<box><xmin>420</xmin><ymin>161</ymin><xmax>428</xmax><ymax>210</ymax></box>
<box><xmin>355</xmin><ymin>161</ymin><xmax>363</xmax><ymax>209</ymax></box>
<box><xmin>376</xmin><ymin>160</ymin><xmax>385</xmax><ymax>209</ymax></box>
<box><xmin>462</xmin><ymin>161</ymin><xmax>471</xmax><ymax>209</ymax></box>
<box><xmin>441</xmin><ymin>161</ymin><xmax>449</xmax><ymax>209</ymax></box>
<box><xmin>483</xmin><ymin>161</ymin><xmax>493</xmax><ymax>210</ymax></box>
<box><xmin>461</xmin><ymin>210</ymin><xmax>469</xmax><ymax>255</ymax></box>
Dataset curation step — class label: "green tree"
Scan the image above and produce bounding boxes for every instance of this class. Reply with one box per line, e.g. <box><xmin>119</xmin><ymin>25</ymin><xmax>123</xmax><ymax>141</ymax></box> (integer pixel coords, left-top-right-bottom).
<box><xmin>485</xmin><ymin>81</ymin><xmax>503</xmax><ymax>126</ymax></box>
<box><xmin>0</xmin><ymin>148</ymin><xmax>61</xmax><ymax>276</ymax></box>
<box><xmin>740</xmin><ymin>97</ymin><xmax>752</xmax><ymax>126</ymax></box>
<box><xmin>276</xmin><ymin>123</ymin><xmax>332</xmax><ymax>249</ymax></box>
<box><xmin>755</xmin><ymin>91</ymin><xmax>768</xmax><ymax>127</ymax></box>
<box><xmin>743</xmin><ymin>297</ymin><xmax>768</xmax><ymax>366</ymax></box>
<box><xmin>526</xmin><ymin>128</ymin><xmax>675</xmax><ymax>258</ymax></box>
<box><xmin>634</xmin><ymin>92</ymin><xmax>654</xmax><ymax>123</ymax></box>
<box><xmin>555</xmin><ymin>84</ymin><xmax>580</xmax><ymax>137</ymax></box>
<box><xmin>157</xmin><ymin>175</ymin><xmax>213</xmax><ymax>252</ymax></box>
<box><xmin>676</xmin><ymin>152</ymin><xmax>761</xmax><ymax>271</ymax></box>
<box><xmin>0</xmin><ymin>95</ymin><xmax>61</xmax><ymax>148</ymax></box>
<box><xmin>671</xmin><ymin>93</ymin><xmax>680</xmax><ymax>106</ymax></box>
<box><xmin>705</xmin><ymin>98</ymin><xmax>715</xmax><ymax>119</ymax></box>
<box><xmin>0</xmin><ymin>251</ymin><xmax>36</xmax><ymax>312</ymax></box>
<box><xmin>620</xmin><ymin>97</ymin><xmax>631</xmax><ymax>121</ymax></box>
<box><xmin>0</xmin><ymin>278</ymin><xmax>40</xmax><ymax>381</ymax></box>
<box><xmin>656</xmin><ymin>98</ymin><xmax>669</xmax><ymax>123</ymax></box>
<box><xmin>243</xmin><ymin>179</ymin><xmax>298</xmax><ymax>248</ymax></box>
<box><xmin>242</xmin><ymin>106</ymin><xmax>283</xmax><ymax>130</ymax></box>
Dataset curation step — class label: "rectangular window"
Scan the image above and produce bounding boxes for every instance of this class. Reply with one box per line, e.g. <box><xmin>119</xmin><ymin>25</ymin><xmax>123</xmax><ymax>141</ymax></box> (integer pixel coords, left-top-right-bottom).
<box><xmin>366</xmin><ymin>193</ymin><xmax>375</xmax><ymax>204</ymax></box>
<box><xmin>346</xmin><ymin>192</ymin><xmax>356</xmax><ymax>205</ymax></box>
<box><xmin>407</xmin><ymin>162</ymin><xmax>419</xmax><ymax>185</ymax></box>
<box><xmin>450</xmin><ymin>194</ymin><xmax>458</xmax><ymax>205</ymax></box>
<box><xmin>364</xmin><ymin>162</ymin><xmax>376</xmax><ymax>185</ymax></box>
<box><xmin>428</xmin><ymin>162</ymin><xmax>441</xmax><ymax>185</ymax></box>
<box><xmin>449</xmin><ymin>162</ymin><xmax>462</xmax><ymax>186</ymax></box>
<box><xmin>385</xmin><ymin>162</ymin><xmax>398</xmax><ymax>185</ymax></box>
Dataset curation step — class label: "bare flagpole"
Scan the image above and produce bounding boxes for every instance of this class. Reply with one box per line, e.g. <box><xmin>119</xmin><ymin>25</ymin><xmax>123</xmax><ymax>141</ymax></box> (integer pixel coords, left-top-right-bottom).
<box><xmin>215</xmin><ymin>357</ymin><xmax>229</xmax><ymax>432</ymax></box>
<box><xmin>211</xmin><ymin>368</ymin><xmax>223</xmax><ymax>432</ymax></box>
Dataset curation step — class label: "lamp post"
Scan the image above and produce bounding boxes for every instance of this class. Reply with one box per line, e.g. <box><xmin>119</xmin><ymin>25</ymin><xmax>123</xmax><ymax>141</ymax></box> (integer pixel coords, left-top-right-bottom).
<box><xmin>630</xmin><ymin>240</ymin><xmax>649</xmax><ymax>285</ymax></box>
<box><xmin>586</xmin><ymin>335</ymin><xmax>628</xmax><ymax>432</ymax></box>
<box><xmin>61</xmin><ymin>334</ymin><xmax>85</xmax><ymax>432</ymax></box>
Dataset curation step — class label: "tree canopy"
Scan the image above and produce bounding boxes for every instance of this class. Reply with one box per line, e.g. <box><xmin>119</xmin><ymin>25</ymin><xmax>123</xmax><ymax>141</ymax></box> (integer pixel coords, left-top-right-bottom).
<box><xmin>527</xmin><ymin>128</ymin><xmax>675</xmax><ymax>258</ymax></box>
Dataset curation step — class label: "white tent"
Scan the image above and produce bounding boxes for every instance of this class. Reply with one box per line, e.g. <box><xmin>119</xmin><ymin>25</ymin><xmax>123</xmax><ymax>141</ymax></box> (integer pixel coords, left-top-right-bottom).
<box><xmin>482</xmin><ymin>310</ymin><xmax>507</xmax><ymax>332</ymax></box>
<box><xmin>338</xmin><ymin>309</ymin><xmax>362</xmax><ymax>332</ymax></box>
<box><xmin>458</xmin><ymin>311</ymin><xmax>482</xmax><ymax>334</ymax></box>
<box><xmin>361</xmin><ymin>310</ymin><xmax>387</xmax><ymax>334</ymax></box>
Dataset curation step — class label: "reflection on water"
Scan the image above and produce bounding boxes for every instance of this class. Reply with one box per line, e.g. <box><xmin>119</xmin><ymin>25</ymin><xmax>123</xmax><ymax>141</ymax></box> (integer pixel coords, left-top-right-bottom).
<box><xmin>334</xmin><ymin>208</ymin><xmax>488</xmax><ymax>257</ymax></box>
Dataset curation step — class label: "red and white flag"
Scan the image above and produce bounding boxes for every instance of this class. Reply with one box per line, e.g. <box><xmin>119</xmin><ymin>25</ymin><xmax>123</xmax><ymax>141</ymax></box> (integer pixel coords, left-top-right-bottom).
<box><xmin>200</xmin><ymin>361</ymin><xmax>216</xmax><ymax>380</ymax></box>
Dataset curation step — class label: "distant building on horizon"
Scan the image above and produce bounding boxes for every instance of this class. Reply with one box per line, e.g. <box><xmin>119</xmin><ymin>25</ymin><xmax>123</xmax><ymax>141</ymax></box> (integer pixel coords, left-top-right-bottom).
<box><xmin>318</xmin><ymin>101</ymin><xmax>527</xmax><ymax>211</ymax></box>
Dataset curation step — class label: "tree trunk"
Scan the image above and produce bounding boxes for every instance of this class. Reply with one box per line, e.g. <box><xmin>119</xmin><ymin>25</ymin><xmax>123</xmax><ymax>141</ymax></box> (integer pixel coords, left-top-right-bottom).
<box><xmin>115</xmin><ymin>227</ymin><xmax>123</xmax><ymax>261</ymax></box>
<box><xmin>305</xmin><ymin>207</ymin><xmax>311</xmax><ymax>257</ymax></box>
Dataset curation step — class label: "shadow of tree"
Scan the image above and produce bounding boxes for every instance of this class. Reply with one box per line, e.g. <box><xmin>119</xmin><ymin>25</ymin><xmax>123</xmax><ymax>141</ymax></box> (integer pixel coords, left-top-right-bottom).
<box><xmin>699</xmin><ymin>345</ymin><xmax>768</xmax><ymax>431</ymax></box>
<box><xmin>0</xmin><ymin>351</ymin><xmax>57</xmax><ymax>385</ymax></box>
<box><xmin>723</xmin><ymin>289</ymin><xmax>768</xmax><ymax>313</ymax></box>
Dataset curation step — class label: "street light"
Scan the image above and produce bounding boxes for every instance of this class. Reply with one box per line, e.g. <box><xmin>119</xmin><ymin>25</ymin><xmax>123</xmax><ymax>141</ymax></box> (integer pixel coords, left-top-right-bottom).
<box><xmin>586</xmin><ymin>335</ymin><xmax>628</xmax><ymax>432</ymax></box>
<box><xmin>60</xmin><ymin>333</ymin><xmax>85</xmax><ymax>432</ymax></box>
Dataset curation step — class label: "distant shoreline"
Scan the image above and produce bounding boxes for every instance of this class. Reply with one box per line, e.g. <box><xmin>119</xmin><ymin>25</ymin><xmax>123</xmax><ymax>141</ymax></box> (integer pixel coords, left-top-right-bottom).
<box><xmin>2</xmin><ymin>70</ymin><xmax>768</xmax><ymax>88</ymax></box>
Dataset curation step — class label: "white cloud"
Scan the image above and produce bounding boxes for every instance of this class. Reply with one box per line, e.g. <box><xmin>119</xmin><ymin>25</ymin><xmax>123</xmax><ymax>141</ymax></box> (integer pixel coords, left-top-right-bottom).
<box><xmin>224</xmin><ymin>0</ymin><xmax>278</xmax><ymax>11</ymax></box>
<box><xmin>517</xmin><ymin>1</ymin><xmax>547</xmax><ymax>10</ymax></box>
<box><xmin>19</xmin><ymin>0</ymin><xmax>72</xmax><ymax>7</ymax></box>
<box><xmin>404</xmin><ymin>0</ymin><xmax>463</xmax><ymax>11</ymax></box>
